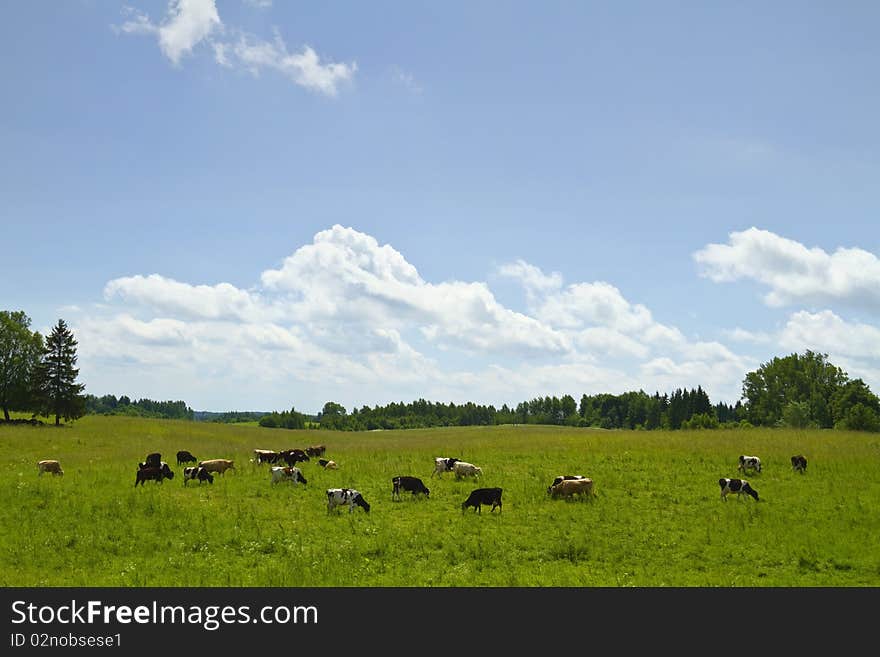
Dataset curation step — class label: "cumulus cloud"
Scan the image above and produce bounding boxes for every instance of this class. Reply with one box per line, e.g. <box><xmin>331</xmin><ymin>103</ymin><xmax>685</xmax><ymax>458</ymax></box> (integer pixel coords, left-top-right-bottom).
<box><xmin>779</xmin><ymin>310</ymin><xmax>880</xmax><ymax>360</ymax></box>
<box><xmin>116</xmin><ymin>2</ymin><xmax>356</xmax><ymax>96</ymax></box>
<box><xmin>694</xmin><ymin>227</ymin><xmax>880</xmax><ymax>309</ymax></box>
<box><xmin>76</xmin><ymin>225</ymin><xmax>773</xmax><ymax>410</ymax></box>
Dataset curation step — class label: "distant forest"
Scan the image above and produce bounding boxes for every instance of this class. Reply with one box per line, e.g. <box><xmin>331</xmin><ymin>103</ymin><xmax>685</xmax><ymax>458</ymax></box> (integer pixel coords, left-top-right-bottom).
<box><xmin>83</xmin><ymin>351</ymin><xmax>880</xmax><ymax>433</ymax></box>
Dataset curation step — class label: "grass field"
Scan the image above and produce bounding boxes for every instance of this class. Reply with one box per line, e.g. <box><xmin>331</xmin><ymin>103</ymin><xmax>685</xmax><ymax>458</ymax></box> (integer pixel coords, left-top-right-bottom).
<box><xmin>1</xmin><ymin>415</ymin><xmax>878</xmax><ymax>587</ymax></box>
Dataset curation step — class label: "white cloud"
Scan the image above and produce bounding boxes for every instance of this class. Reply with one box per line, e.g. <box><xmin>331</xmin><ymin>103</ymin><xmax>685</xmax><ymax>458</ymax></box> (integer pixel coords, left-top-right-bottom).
<box><xmin>779</xmin><ymin>310</ymin><xmax>880</xmax><ymax>360</ymax></box>
<box><xmin>116</xmin><ymin>2</ymin><xmax>356</xmax><ymax>96</ymax></box>
<box><xmin>694</xmin><ymin>227</ymin><xmax>880</xmax><ymax>310</ymax></box>
<box><xmin>227</xmin><ymin>34</ymin><xmax>356</xmax><ymax>96</ymax></box>
<box><xmin>76</xmin><ymin>225</ymin><xmax>780</xmax><ymax>410</ymax></box>
<box><xmin>103</xmin><ymin>274</ymin><xmax>275</xmax><ymax>323</ymax></box>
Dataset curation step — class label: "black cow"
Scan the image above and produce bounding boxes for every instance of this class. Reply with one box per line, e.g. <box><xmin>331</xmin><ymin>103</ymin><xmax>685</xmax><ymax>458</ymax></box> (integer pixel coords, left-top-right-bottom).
<box><xmin>305</xmin><ymin>445</ymin><xmax>326</xmax><ymax>457</ymax></box>
<box><xmin>392</xmin><ymin>475</ymin><xmax>430</xmax><ymax>500</ymax></box>
<box><xmin>280</xmin><ymin>449</ymin><xmax>310</xmax><ymax>466</ymax></box>
<box><xmin>791</xmin><ymin>455</ymin><xmax>808</xmax><ymax>473</ymax></box>
<box><xmin>135</xmin><ymin>463</ymin><xmax>175</xmax><ymax>486</ymax></box>
<box><xmin>144</xmin><ymin>452</ymin><xmax>162</xmax><ymax>468</ymax></box>
<box><xmin>719</xmin><ymin>478</ymin><xmax>759</xmax><ymax>501</ymax></box>
<box><xmin>177</xmin><ymin>450</ymin><xmax>197</xmax><ymax>466</ymax></box>
<box><xmin>183</xmin><ymin>466</ymin><xmax>214</xmax><ymax>485</ymax></box>
<box><xmin>462</xmin><ymin>487</ymin><xmax>503</xmax><ymax>514</ymax></box>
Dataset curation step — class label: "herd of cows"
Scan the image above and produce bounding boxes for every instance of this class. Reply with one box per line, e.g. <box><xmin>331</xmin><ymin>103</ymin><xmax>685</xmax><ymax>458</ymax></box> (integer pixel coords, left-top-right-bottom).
<box><xmin>34</xmin><ymin>447</ymin><xmax>810</xmax><ymax>512</ymax></box>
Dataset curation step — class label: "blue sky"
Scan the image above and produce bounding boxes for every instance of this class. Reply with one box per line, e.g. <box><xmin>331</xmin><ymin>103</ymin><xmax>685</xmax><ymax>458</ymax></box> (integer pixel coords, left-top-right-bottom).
<box><xmin>2</xmin><ymin>1</ymin><xmax>879</xmax><ymax>413</ymax></box>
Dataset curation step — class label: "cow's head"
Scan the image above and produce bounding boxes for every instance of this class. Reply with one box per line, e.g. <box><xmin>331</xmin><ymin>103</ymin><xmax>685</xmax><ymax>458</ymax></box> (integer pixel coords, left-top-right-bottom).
<box><xmin>161</xmin><ymin>463</ymin><xmax>174</xmax><ymax>479</ymax></box>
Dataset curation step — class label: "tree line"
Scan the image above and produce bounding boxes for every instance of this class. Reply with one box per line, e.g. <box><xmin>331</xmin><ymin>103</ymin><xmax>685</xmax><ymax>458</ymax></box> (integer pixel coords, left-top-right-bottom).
<box><xmin>85</xmin><ymin>394</ymin><xmax>194</xmax><ymax>420</ymax></box>
<box><xmin>299</xmin><ymin>351</ymin><xmax>880</xmax><ymax>432</ymax></box>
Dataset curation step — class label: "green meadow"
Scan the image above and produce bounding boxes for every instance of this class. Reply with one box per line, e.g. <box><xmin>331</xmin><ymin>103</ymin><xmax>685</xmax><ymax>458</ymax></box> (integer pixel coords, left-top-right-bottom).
<box><xmin>1</xmin><ymin>415</ymin><xmax>878</xmax><ymax>587</ymax></box>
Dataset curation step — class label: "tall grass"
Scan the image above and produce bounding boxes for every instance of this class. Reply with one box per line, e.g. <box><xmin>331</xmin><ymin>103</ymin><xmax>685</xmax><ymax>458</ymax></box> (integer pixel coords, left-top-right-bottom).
<box><xmin>1</xmin><ymin>416</ymin><xmax>878</xmax><ymax>586</ymax></box>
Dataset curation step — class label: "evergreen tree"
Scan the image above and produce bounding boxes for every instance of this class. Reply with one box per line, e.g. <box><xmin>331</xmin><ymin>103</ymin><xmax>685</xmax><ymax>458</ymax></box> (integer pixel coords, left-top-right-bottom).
<box><xmin>33</xmin><ymin>319</ymin><xmax>86</xmax><ymax>425</ymax></box>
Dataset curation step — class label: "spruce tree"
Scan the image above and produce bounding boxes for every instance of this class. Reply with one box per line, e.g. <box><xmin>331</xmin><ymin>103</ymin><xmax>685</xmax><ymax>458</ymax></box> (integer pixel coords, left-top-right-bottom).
<box><xmin>33</xmin><ymin>318</ymin><xmax>86</xmax><ymax>425</ymax></box>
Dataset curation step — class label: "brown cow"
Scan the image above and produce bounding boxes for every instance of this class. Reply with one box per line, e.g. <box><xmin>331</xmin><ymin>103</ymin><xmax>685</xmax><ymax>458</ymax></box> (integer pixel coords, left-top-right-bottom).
<box><xmin>549</xmin><ymin>477</ymin><xmax>594</xmax><ymax>500</ymax></box>
<box><xmin>198</xmin><ymin>459</ymin><xmax>235</xmax><ymax>475</ymax></box>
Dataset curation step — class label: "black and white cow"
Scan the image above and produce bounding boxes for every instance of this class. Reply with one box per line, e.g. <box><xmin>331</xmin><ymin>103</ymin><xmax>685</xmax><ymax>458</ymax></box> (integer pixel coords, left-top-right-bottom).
<box><xmin>431</xmin><ymin>457</ymin><xmax>460</xmax><ymax>478</ymax></box>
<box><xmin>270</xmin><ymin>466</ymin><xmax>308</xmax><ymax>485</ymax></box>
<box><xmin>791</xmin><ymin>455</ymin><xmax>807</xmax><ymax>474</ymax></box>
<box><xmin>461</xmin><ymin>487</ymin><xmax>503</xmax><ymax>514</ymax></box>
<box><xmin>719</xmin><ymin>478</ymin><xmax>759</xmax><ymax>501</ymax></box>
<box><xmin>327</xmin><ymin>488</ymin><xmax>370</xmax><ymax>514</ymax></box>
<box><xmin>183</xmin><ymin>466</ymin><xmax>214</xmax><ymax>485</ymax></box>
<box><xmin>135</xmin><ymin>462</ymin><xmax>174</xmax><ymax>486</ymax></box>
<box><xmin>738</xmin><ymin>455</ymin><xmax>762</xmax><ymax>474</ymax></box>
<box><xmin>392</xmin><ymin>475</ymin><xmax>430</xmax><ymax>500</ymax></box>
<box><xmin>547</xmin><ymin>474</ymin><xmax>588</xmax><ymax>494</ymax></box>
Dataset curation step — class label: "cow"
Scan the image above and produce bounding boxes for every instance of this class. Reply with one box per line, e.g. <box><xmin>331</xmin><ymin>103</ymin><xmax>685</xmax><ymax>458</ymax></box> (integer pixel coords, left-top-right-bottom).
<box><xmin>270</xmin><ymin>466</ymin><xmax>308</xmax><ymax>485</ymax></box>
<box><xmin>198</xmin><ymin>459</ymin><xmax>235</xmax><ymax>475</ymax></box>
<box><xmin>280</xmin><ymin>449</ymin><xmax>310</xmax><ymax>466</ymax></box>
<box><xmin>327</xmin><ymin>488</ymin><xmax>371</xmax><ymax>514</ymax></box>
<box><xmin>37</xmin><ymin>460</ymin><xmax>63</xmax><ymax>477</ymax></box>
<box><xmin>461</xmin><ymin>487</ymin><xmax>503</xmax><ymax>514</ymax></box>
<box><xmin>549</xmin><ymin>477</ymin><xmax>594</xmax><ymax>500</ymax></box>
<box><xmin>252</xmin><ymin>449</ymin><xmax>280</xmax><ymax>465</ymax></box>
<box><xmin>176</xmin><ymin>450</ymin><xmax>197</xmax><ymax>465</ymax></box>
<box><xmin>183</xmin><ymin>466</ymin><xmax>214</xmax><ymax>485</ymax></box>
<box><xmin>144</xmin><ymin>452</ymin><xmax>162</xmax><ymax>468</ymax></box>
<box><xmin>791</xmin><ymin>455</ymin><xmax>808</xmax><ymax>474</ymax></box>
<box><xmin>431</xmin><ymin>457</ymin><xmax>460</xmax><ymax>478</ymax></box>
<box><xmin>135</xmin><ymin>462</ymin><xmax>174</xmax><ymax>486</ymax></box>
<box><xmin>452</xmin><ymin>461</ymin><xmax>482</xmax><ymax>480</ymax></box>
<box><xmin>318</xmin><ymin>459</ymin><xmax>338</xmax><ymax>470</ymax></box>
<box><xmin>305</xmin><ymin>445</ymin><xmax>327</xmax><ymax>457</ymax></box>
<box><xmin>719</xmin><ymin>478</ymin><xmax>759</xmax><ymax>501</ymax></box>
<box><xmin>392</xmin><ymin>475</ymin><xmax>430</xmax><ymax>500</ymax></box>
<box><xmin>547</xmin><ymin>474</ymin><xmax>587</xmax><ymax>495</ymax></box>
<box><xmin>738</xmin><ymin>455</ymin><xmax>762</xmax><ymax>474</ymax></box>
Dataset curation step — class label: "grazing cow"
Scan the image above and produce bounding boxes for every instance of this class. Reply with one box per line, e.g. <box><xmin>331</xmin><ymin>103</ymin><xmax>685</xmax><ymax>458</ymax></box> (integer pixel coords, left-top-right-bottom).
<box><xmin>135</xmin><ymin>462</ymin><xmax>174</xmax><ymax>486</ymax></box>
<box><xmin>183</xmin><ymin>466</ymin><xmax>214</xmax><ymax>485</ymax></box>
<box><xmin>452</xmin><ymin>461</ymin><xmax>482</xmax><ymax>480</ymax></box>
<box><xmin>547</xmin><ymin>474</ymin><xmax>587</xmax><ymax>495</ymax></box>
<box><xmin>176</xmin><ymin>450</ymin><xmax>197</xmax><ymax>465</ymax></box>
<box><xmin>431</xmin><ymin>457</ymin><xmax>460</xmax><ymax>478</ymax></box>
<box><xmin>280</xmin><ymin>449</ymin><xmax>310</xmax><ymax>466</ymax></box>
<box><xmin>791</xmin><ymin>455</ymin><xmax>808</xmax><ymax>474</ymax></box>
<box><xmin>719</xmin><ymin>478</ymin><xmax>759</xmax><ymax>501</ymax></box>
<box><xmin>252</xmin><ymin>449</ymin><xmax>280</xmax><ymax>465</ymax></box>
<box><xmin>37</xmin><ymin>460</ymin><xmax>63</xmax><ymax>477</ymax></box>
<box><xmin>305</xmin><ymin>445</ymin><xmax>326</xmax><ymax>457</ymax></box>
<box><xmin>318</xmin><ymin>458</ymin><xmax>338</xmax><ymax>470</ymax></box>
<box><xmin>270</xmin><ymin>466</ymin><xmax>308</xmax><ymax>485</ymax></box>
<box><xmin>461</xmin><ymin>487</ymin><xmax>503</xmax><ymax>514</ymax></box>
<box><xmin>549</xmin><ymin>477</ymin><xmax>594</xmax><ymax>500</ymax></box>
<box><xmin>144</xmin><ymin>452</ymin><xmax>162</xmax><ymax>468</ymax></box>
<box><xmin>327</xmin><ymin>488</ymin><xmax>371</xmax><ymax>514</ymax></box>
<box><xmin>738</xmin><ymin>455</ymin><xmax>762</xmax><ymax>474</ymax></box>
<box><xmin>392</xmin><ymin>475</ymin><xmax>430</xmax><ymax>500</ymax></box>
<box><xmin>198</xmin><ymin>459</ymin><xmax>235</xmax><ymax>475</ymax></box>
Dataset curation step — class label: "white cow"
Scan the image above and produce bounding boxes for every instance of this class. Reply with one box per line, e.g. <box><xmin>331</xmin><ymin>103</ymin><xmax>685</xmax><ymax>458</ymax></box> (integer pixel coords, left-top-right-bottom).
<box><xmin>452</xmin><ymin>461</ymin><xmax>482</xmax><ymax>480</ymax></box>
